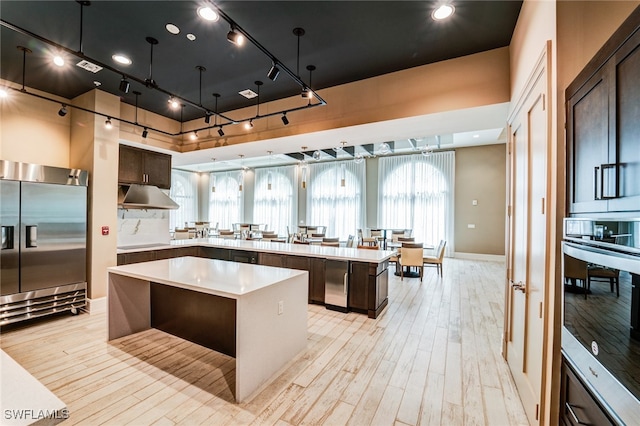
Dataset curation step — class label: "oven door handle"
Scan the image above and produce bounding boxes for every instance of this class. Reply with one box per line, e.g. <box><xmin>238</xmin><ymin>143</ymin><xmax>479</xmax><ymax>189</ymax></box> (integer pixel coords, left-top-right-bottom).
<box><xmin>565</xmin><ymin>402</ymin><xmax>588</xmax><ymax>425</ymax></box>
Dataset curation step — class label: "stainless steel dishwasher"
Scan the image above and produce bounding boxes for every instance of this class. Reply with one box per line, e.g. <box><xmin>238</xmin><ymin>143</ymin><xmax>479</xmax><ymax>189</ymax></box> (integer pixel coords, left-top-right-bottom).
<box><xmin>324</xmin><ymin>260</ymin><xmax>349</xmax><ymax>312</ymax></box>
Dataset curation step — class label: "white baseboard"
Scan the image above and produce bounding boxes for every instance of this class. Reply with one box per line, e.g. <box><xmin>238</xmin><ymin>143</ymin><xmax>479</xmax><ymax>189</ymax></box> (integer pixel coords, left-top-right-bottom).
<box><xmin>85</xmin><ymin>296</ymin><xmax>106</xmax><ymax>314</ymax></box>
<box><xmin>454</xmin><ymin>252</ymin><xmax>505</xmax><ymax>262</ymax></box>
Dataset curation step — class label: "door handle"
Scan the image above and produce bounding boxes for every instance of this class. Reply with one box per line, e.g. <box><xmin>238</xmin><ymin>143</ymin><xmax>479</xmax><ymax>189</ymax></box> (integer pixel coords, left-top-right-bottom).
<box><xmin>343</xmin><ymin>272</ymin><xmax>348</xmax><ymax>295</ymax></box>
<box><xmin>601</xmin><ymin>163</ymin><xmax>617</xmax><ymax>199</ymax></box>
<box><xmin>25</xmin><ymin>225</ymin><xmax>37</xmax><ymax>248</ymax></box>
<box><xmin>510</xmin><ymin>279</ymin><xmax>526</xmax><ymax>293</ymax></box>
<box><xmin>1</xmin><ymin>226</ymin><xmax>14</xmax><ymax>249</ymax></box>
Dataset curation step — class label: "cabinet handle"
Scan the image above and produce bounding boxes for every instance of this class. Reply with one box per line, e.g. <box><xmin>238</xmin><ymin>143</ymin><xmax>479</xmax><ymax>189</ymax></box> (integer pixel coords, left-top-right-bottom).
<box><xmin>565</xmin><ymin>402</ymin><xmax>588</xmax><ymax>425</ymax></box>
<box><xmin>601</xmin><ymin>163</ymin><xmax>617</xmax><ymax>199</ymax></box>
<box><xmin>343</xmin><ymin>272</ymin><xmax>348</xmax><ymax>295</ymax></box>
<box><xmin>593</xmin><ymin>166</ymin><xmax>600</xmax><ymax>200</ymax></box>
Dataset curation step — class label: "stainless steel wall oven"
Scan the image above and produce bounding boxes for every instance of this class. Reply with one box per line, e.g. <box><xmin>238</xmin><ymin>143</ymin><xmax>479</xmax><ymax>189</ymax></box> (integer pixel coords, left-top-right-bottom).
<box><xmin>563</xmin><ymin>218</ymin><xmax>640</xmax><ymax>424</ymax></box>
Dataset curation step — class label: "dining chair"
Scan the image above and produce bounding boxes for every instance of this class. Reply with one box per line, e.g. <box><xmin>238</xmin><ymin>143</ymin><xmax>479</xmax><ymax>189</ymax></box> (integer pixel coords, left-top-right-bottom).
<box><xmin>346</xmin><ymin>235</ymin><xmax>355</xmax><ymax>248</ymax></box>
<box><xmin>174</xmin><ymin>229</ymin><xmax>190</xmax><ymax>240</ymax></box>
<box><xmin>358</xmin><ymin>228</ymin><xmax>377</xmax><ymax>246</ymax></box>
<box><xmin>218</xmin><ymin>230</ymin><xmax>236</xmax><ymax>239</ymax></box>
<box><xmin>321</xmin><ymin>241</ymin><xmax>340</xmax><ymax>247</ymax></box>
<box><xmin>356</xmin><ymin>245</ymin><xmax>379</xmax><ymax>250</ymax></box>
<box><xmin>587</xmin><ymin>265</ymin><xmax>619</xmax><ymax>297</ymax></box>
<box><xmin>399</xmin><ymin>245</ymin><xmax>424</xmax><ymax>281</ymax></box>
<box><xmin>423</xmin><ymin>240</ymin><xmax>446</xmax><ymax>277</ymax></box>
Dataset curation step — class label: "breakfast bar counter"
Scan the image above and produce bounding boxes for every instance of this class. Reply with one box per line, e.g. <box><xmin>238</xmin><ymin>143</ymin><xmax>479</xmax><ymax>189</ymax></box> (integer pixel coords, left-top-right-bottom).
<box><xmin>117</xmin><ymin>238</ymin><xmax>392</xmax><ymax>318</ymax></box>
<box><xmin>107</xmin><ymin>256</ymin><xmax>308</xmax><ymax>402</ymax></box>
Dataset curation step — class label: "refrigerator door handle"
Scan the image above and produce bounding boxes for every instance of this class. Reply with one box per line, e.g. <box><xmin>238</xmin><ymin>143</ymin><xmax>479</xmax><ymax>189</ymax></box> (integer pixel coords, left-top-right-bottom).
<box><xmin>25</xmin><ymin>225</ymin><xmax>37</xmax><ymax>248</ymax></box>
<box><xmin>1</xmin><ymin>226</ymin><xmax>14</xmax><ymax>249</ymax></box>
<box><xmin>343</xmin><ymin>272</ymin><xmax>348</xmax><ymax>295</ymax></box>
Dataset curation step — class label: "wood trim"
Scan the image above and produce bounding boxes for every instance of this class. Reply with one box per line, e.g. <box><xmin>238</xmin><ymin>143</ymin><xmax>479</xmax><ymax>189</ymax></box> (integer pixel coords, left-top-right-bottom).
<box><xmin>566</xmin><ymin>6</ymin><xmax>640</xmax><ymax>98</ymax></box>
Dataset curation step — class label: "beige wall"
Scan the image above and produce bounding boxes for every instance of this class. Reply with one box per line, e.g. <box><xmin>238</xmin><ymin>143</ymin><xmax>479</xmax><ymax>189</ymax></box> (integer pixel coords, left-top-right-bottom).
<box><xmin>454</xmin><ymin>144</ymin><xmax>506</xmax><ymax>255</ymax></box>
<box><xmin>0</xmin><ymin>82</ymin><xmax>71</xmax><ymax>166</ymax></box>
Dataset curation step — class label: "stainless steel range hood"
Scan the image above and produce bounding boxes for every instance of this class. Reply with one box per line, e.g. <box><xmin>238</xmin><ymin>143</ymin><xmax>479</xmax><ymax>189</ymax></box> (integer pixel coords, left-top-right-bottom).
<box><xmin>118</xmin><ymin>184</ymin><xmax>179</xmax><ymax>210</ymax></box>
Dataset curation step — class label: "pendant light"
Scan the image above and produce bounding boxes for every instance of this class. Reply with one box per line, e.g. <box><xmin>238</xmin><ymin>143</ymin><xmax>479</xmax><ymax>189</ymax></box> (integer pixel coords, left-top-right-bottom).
<box><xmin>300</xmin><ymin>146</ymin><xmax>308</xmax><ymax>189</ymax></box>
<box><xmin>238</xmin><ymin>154</ymin><xmax>244</xmax><ymax>191</ymax></box>
<box><xmin>340</xmin><ymin>163</ymin><xmax>346</xmax><ymax>187</ymax></box>
<box><xmin>267</xmin><ymin>151</ymin><xmax>273</xmax><ymax>190</ymax></box>
<box><xmin>211</xmin><ymin>158</ymin><xmax>216</xmax><ymax>192</ymax></box>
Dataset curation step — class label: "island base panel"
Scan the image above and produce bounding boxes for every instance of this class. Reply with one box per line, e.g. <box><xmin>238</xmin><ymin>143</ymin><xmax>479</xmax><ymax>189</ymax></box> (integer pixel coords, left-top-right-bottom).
<box><xmin>108</xmin><ymin>273</ymin><xmax>151</xmax><ymax>341</ymax></box>
<box><xmin>150</xmin><ymin>283</ymin><xmax>237</xmax><ymax>357</ymax></box>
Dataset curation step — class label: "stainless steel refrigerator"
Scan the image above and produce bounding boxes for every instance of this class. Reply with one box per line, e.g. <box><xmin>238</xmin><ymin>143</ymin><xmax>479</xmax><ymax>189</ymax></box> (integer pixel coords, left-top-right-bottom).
<box><xmin>1</xmin><ymin>160</ymin><xmax>88</xmax><ymax>326</ymax></box>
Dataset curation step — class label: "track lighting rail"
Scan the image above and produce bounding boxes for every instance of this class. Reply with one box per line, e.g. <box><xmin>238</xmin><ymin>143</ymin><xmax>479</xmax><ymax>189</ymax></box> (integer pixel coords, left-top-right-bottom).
<box><xmin>0</xmin><ymin>19</ymin><xmax>235</xmax><ymax>123</ymax></box>
<box><xmin>207</xmin><ymin>1</ymin><xmax>327</xmax><ymax>106</ymax></box>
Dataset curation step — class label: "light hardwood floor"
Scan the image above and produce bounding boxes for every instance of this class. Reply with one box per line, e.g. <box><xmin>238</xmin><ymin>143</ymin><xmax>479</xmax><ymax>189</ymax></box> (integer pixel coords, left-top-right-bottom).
<box><xmin>1</xmin><ymin>258</ymin><xmax>528</xmax><ymax>425</ymax></box>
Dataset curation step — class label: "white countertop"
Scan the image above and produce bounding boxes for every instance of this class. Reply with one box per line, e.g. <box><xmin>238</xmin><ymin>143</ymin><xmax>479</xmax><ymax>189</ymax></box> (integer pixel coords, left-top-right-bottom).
<box><xmin>1</xmin><ymin>350</ymin><xmax>67</xmax><ymax>425</ymax></box>
<box><xmin>108</xmin><ymin>256</ymin><xmax>308</xmax><ymax>298</ymax></box>
<box><xmin>117</xmin><ymin>237</ymin><xmax>394</xmax><ymax>263</ymax></box>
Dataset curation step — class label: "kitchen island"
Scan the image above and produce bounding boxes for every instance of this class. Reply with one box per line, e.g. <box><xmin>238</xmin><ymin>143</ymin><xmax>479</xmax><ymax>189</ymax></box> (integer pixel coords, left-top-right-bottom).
<box><xmin>117</xmin><ymin>238</ymin><xmax>393</xmax><ymax>318</ymax></box>
<box><xmin>107</xmin><ymin>256</ymin><xmax>308</xmax><ymax>403</ymax></box>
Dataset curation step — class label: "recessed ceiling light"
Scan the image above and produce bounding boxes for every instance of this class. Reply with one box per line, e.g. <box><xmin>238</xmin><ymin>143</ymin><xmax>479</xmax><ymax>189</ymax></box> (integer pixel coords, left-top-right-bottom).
<box><xmin>93</xmin><ymin>81</ymin><xmax>102</xmax><ymax>87</ymax></box>
<box><xmin>198</xmin><ymin>6</ymin><xmax>219</xmax><ymax>22</ymax></box>
<box><xmin>166</xmin><ymin>23</ymin><xmax>180</xmax><ymax>34</ymax></box>
<box><xmin>53</xmin><ymin>55</ymin><xmax>64</xmax><ymax>67</ymax></box>
<box><xmin>432</xmin><ymin>4</ymin><xmax>455</xmax><ymax>20</ymax></box>
<box><xmin>186</xmin><ymin>33</ymin><xmax>196</xmax><ymax>41</ymax></box>
<box><xmin>112</xmin><ymin>54</ymin><xmax>132</xmax><ymax>65</ymax></box>
<box><xmin>238</xmin><ymin>89</ymin><xmax>258</xmax><ymax>99</ymax></box>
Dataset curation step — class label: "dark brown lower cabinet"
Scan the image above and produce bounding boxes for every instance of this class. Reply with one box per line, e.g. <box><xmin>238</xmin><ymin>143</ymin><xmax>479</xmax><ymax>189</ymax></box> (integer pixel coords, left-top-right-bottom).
<box><xmin>117</xmin><ymin>246</ymin><xmax>387</xmax><ymax>318</ymax></box>
<box><xmin>349</xmin><ymin>260</ymin><xmax>389</xmax><ymax>318</ymax></box>
<box><xmin>560</xmin><ymin>358</ymin><xmax>615</xmax><ymax>425</ymax></box>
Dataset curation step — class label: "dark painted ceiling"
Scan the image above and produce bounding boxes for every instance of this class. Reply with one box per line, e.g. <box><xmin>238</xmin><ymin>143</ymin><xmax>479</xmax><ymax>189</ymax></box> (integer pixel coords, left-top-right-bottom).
<box><xmin>1</xmin><ymin>1</ymin><xmax>522</xmax><ymax>124</ymax></box>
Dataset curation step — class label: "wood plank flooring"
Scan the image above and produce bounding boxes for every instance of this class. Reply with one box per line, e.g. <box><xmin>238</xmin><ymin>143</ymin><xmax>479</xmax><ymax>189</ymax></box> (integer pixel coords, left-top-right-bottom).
<box><xmin>1</xmin><ymin>258</ymin><xmax>529</xmax><ymax>425</ymax></box>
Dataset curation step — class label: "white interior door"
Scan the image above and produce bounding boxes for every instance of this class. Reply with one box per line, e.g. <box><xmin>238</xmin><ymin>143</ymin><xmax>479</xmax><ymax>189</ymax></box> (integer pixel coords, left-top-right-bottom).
<box><xmin>505</xmin><ymin>48</ymin><xmax>549</xmax><ymax>425</ymax></box>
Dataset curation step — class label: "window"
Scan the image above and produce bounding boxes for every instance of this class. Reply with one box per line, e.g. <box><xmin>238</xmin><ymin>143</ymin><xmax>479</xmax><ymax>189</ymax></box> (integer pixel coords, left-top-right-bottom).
<box><xmin>169</xmin><ymin>169</ymin><xmax>198</xmax><ymax>230</ymax></box>
<box><xmin>378</xmin><ymin>151</ymin><xmax>454</xmax><ymax>255</ymax></box>
<box><xmin>253</xmin><ymin>166</ymin><xmax>297</xmax><ymax>236</ymax></box>
<box><xmin>209</xmin><ymin>172</ymin><xmax>243</xmax><ymax>230</ymax></box>
<box><xmin>307</xmin><ymin>161</ymin><xmax>365</xmax><ymax>240</ymax></box>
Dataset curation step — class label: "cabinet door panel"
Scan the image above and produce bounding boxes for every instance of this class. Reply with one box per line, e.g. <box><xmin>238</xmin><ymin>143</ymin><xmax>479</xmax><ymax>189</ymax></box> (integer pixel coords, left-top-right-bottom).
<box><xmin>118</xmin><ymin>146</ymin><xmax>144</xmax><ymax>185</ymax></box>
<box><xmin>610</xmin><ymin>32</ymin><xmax>640</xmax><ymax>212</ymax></box>
<box><xmin>145</xmin><ymin>151</ymin><xmax>172</xmax><ymax>189</ymax></box>
<box><xmin>568</xmin><ymin>70</ymin><xmax>610</xmax><ymax>214</ymax></box>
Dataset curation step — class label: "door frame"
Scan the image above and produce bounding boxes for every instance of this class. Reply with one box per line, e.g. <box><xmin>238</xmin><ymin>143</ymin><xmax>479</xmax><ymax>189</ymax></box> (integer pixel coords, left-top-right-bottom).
<box><xmin>503</xmin><ymin>41</ymin><xmax>555</xmax><ymax>425</ymax></box>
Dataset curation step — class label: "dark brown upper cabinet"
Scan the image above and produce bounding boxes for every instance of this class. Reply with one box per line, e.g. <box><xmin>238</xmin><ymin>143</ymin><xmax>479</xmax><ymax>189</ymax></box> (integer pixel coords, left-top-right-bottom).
<box><xmin>567</xmin><ymin>12</ymin><xmax>640</xmax><ymax>216</ymax></box>
<box><xmin>118</xmin><ymin>145</ymin><xmax>172</xmax><ymax>189</ymax></box>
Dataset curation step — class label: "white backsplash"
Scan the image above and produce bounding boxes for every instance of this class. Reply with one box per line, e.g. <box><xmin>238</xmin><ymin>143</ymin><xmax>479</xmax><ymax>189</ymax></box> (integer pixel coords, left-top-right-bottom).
<box><xmin>117</xmin><ymin>209</ymin><xmax>170</xmax><ymax>247</ymax></box>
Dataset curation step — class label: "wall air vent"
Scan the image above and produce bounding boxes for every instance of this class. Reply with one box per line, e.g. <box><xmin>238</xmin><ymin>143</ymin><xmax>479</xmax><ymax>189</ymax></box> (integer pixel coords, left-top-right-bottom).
<box><xmin>238</xmin><ymin>89</ymin><xmax>258</xmax><ymax>99</ymax></box>
<box><xmin>76</xmin><ymin>60</ymin><xmax>103</xmax><ymax>73</ymax></box>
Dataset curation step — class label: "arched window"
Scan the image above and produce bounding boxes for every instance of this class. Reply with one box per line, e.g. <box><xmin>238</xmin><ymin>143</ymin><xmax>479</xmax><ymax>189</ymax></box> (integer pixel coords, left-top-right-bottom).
<box><xmin>253</xmin><ymin>166</ymin><xmax>297</xmax><ymax>236</ymax></box>
<box><xmin>379</xmin><ymin>152</ymin><xmax>454</xmax><ymax>254</ymax></box>
<box><xmin>307</xmin><ymin>161</ymin><xmax>365</xmax><ymax>240</ymax></box>
<box><xmin>209</xmin><ymin>172</ymin><xmax>243</xmax><ymax>230</ymax></box>
<box><xmin>169</xmin><ymin>169</ymin><xmax>198</xmax><ymax>230</ymax></box>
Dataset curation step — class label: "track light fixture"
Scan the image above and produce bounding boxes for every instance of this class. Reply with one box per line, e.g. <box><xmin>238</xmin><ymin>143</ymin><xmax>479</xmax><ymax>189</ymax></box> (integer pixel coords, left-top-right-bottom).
<box><xmin>142</xmin><ymin>127</ymin><xmax>148</xmax><ymax>138</ymax></box>
<box><xmin>144</xmin><ymin>36</ymin><xmax>159</xmax><ymax>88</ymax></box>
<box><xmin>105</xmin><ymin>117</ymin><xmax>113</xmax><ymax>129</ymax></box>
<box><xmin>281</xmin><ymin>113</ymin><xmax>289</xmax><ymax>125</ymax></box>
<box><xmin>168</xmin><ymin>97</ymin><xmax>180</xmax><ymax>109</ymax></box>
<box><xmin>303</xmin><ymin>65</ymin><xmax>316</xmax><ymax>99</ymax></box>
<box><xmin>58</xmin><ymin>104</ymin><xmax>67</xmax><ymax>116</ymax></box>
<box><xmin>217</xmin><ymin>126</ymin><xmax>225</xmax><ymax>137</ymax></box>
<box><xmin>312</xmin><ymin>150</ymin><xmax>322</xmax><ymax>161</ymax></box>
<box><xmin>118</xmin><ymin>76</ymin><xmax>130</xmax><ymax>94</ymax></box>
<box><xmin>227</xmin><ymin>27</ymin><xmax>244</xmax><ymax>46</ymax></box>
<box><xmin>204</xmin><ymin>112</ymin><xmax>211</xmax><ymax>124</ymax></box>
<box><xmin>267</xmin><ymin>62</ymin><xmax>280</xmax><ymax>81</ymax></box>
